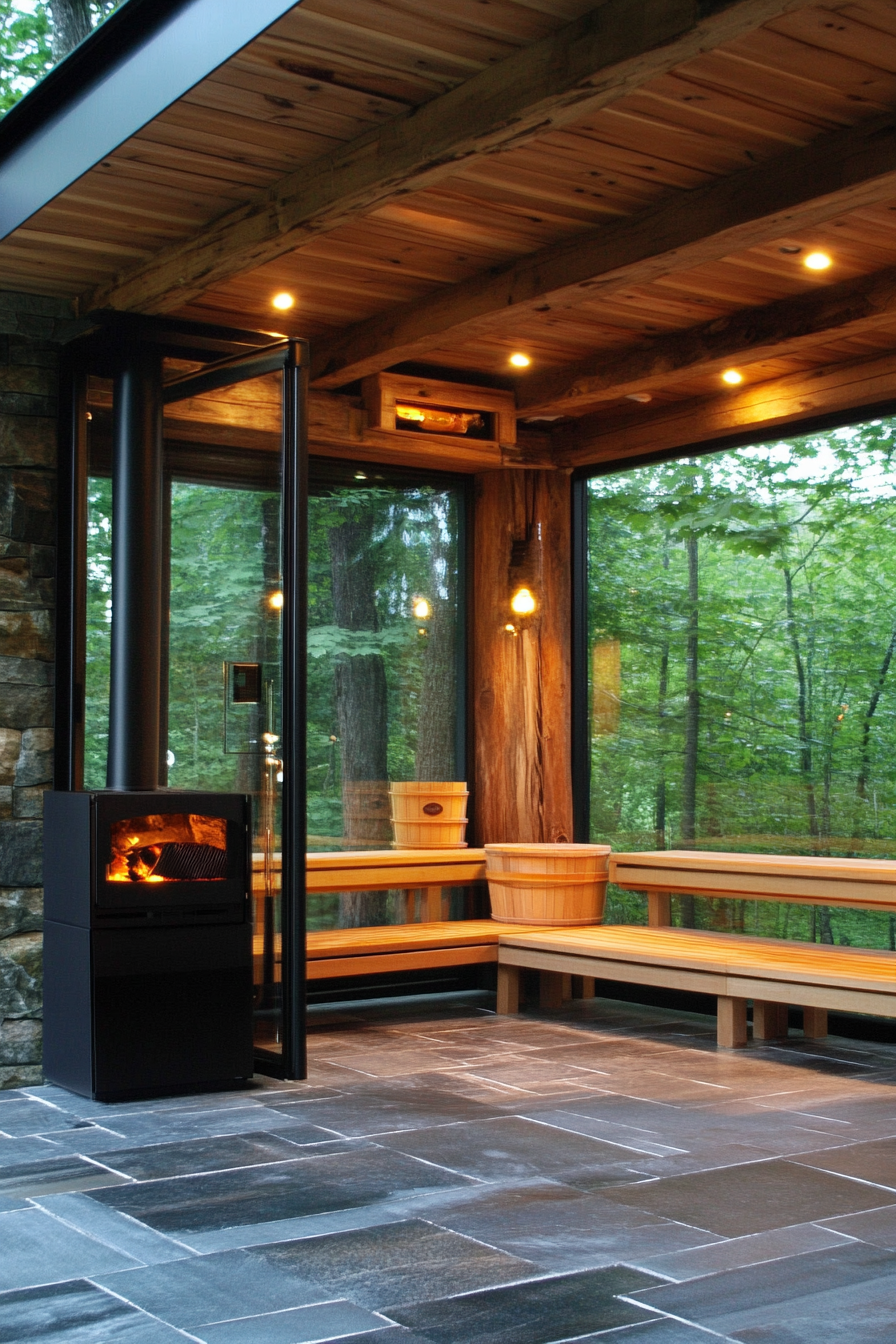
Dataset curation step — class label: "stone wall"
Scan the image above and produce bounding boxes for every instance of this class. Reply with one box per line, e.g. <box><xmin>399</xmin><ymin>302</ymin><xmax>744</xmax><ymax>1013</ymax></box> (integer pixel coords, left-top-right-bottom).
<box><xmin>0</xmin><ymin>290</ymin><xmax>73</xmax><ymax>1087</ymax></box>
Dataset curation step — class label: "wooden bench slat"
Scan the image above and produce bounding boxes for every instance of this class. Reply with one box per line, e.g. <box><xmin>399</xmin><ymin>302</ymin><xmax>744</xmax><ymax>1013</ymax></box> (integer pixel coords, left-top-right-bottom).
<box><xmin>306</xmin><ymin>920</ymin><xmax>544</xmax><ymax>959</ymax></box>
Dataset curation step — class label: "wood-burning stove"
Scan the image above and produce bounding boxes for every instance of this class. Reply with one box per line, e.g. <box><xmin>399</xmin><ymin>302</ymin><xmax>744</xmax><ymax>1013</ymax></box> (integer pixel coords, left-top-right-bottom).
<box><xmin>43</xmin><ymin>791</ymin><xmax>253</xmax><ymax>1101</ymax></box>
<box><xmin>44</xmin><ymin>339</ymin><xmax>255</xmax><ymax>1101</ymax></box>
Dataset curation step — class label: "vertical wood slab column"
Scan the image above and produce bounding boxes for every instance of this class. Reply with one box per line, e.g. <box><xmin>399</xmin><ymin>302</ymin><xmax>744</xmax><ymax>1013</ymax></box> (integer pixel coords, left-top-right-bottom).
<box><xmin>753</xmin><ymin>1001</ymin><xmax>789</xmax><ymax>1040</ymax></box>
<box><xmin>647</xmin><ymin>892</ymin><xmax>672</xmax><ymax>927</ymax></box>
<box><xmin>540</xmin><ymin>970</ymin><xmax>565</xmax><ymax>1010</ymax></box>
<box><xmin>803</xmin><ymin>1006</ymin><xmax>829</xmax><ymax>1038</ymax></box>
<box><xmin>473</xmin><ymin>470</ymin><xmax>572</xmax><ymax>845</ymax></box>
<box><xmin>496</xmin><ymin>963</ymin><xmax>520</xmax><ymax>1014</ymax></box>
<box><xmin>717</xmin><ymin>996</ymin><xmax>748</xmax><ymax>1048</ymax></box>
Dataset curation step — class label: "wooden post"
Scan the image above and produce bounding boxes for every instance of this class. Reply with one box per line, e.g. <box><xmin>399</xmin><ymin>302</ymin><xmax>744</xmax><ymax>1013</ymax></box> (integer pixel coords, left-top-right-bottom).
<box><xmin>497</xmin><ymin>963</ymin><xmax>520</xmax><ymax>1014</ymax></box>
<box><xmin>647</xmin><ymin>891</ymin><xmax>672</xmax><ymax>927</ymax></box>
<box><xmin>803</xmin><ymin>1006</ymin><xmax>829</xmax><ymax>1039</ymax></box>
<box><xmin>753</xmin><ymin>1000</ymin><xmax>788</xmax><ymax>1040</ymax></box>
<box><xmin>421</xmin><ymin>887</ymin><xmax>443</xmax><ymax>922</ymax></box>
<box><xmin>472</xmin><ymin>470</ymin><xmax>572</xmax><ymax>845</ymax></box>
<box><xmin>717</xmin><ymin>996</ymin><xmax>748</xmax><ymax>1048</ymax></box>
<box><xmin>539</xmin><ymin>970</ymin><xmax>565</xmax><ymax>1010</ymax></box>
<box><xmin>570</xmin><ymin>975</ymin><xmax>596</xmax><ymax>1000</ymax></box>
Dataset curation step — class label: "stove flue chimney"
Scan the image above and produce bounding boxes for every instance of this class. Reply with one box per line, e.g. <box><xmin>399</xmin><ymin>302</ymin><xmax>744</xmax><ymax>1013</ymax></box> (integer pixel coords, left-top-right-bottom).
<box><xmin>107</xmin><ymin>345</ymin><xmax>164</xmax><ymax>791</ymax></box>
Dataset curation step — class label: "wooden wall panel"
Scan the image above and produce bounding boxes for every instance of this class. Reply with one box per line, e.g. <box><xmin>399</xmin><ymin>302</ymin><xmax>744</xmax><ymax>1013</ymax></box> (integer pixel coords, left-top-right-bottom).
<box><xmin>472</xmin><ymin>469</ymin><xmax>573</xmax><ymax>845</ymax></box>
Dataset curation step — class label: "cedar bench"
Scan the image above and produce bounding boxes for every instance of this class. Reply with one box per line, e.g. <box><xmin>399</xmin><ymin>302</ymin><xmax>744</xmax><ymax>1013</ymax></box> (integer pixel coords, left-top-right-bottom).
<box><xmin>496</xmin><ymin>850</ymin><xmax>896</xmax><ymax>1047</ymax></box>
<box><xmin>258</xmin><ymin>848</ymin><xmax>546</xmax><ymax>987</ymax></box>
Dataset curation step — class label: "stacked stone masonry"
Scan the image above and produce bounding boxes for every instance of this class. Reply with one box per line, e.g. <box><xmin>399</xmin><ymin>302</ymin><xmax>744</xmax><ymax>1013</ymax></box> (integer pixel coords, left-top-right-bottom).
<box><xmin>0</xmin><ymin>290</ymin><xmax>73</xmax><ymax>1087</ymax></box>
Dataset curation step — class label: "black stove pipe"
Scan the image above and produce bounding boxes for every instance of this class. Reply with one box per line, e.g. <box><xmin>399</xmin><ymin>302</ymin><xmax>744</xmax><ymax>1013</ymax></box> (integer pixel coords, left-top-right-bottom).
<box><xmin>107</xmin><ymin>345</ymin><xmax>164</xmax><ymax>791</ymax></box>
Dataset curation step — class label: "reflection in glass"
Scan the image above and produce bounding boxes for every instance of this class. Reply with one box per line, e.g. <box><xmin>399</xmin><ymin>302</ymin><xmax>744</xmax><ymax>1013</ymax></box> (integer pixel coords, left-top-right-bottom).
<box><xmin>586</xmin><ymin>420</ymin><xmax>896</xmax><ymax>949</ymax></box>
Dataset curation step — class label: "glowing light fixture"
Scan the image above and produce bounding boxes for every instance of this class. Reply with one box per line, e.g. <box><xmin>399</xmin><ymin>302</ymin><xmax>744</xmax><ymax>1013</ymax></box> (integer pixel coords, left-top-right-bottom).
<box><xmin>722</xmin><ymin>369</ymin><xmax>743</xmax><ymax>386</ymax></box>
<box><xmin>268</xmin><ymin>590</ymin><xmax>284</xmax><ymax>610</ymax></box>
<box><xmin>272</xmin><ymin>292</ymin><xmax>295</xmax><ymax>310</ymax></box>
<box><xmin>804</xmin><ymin>252</ymin><xmax>832</xmax><ymax>271</ymax></box>
<box><xmin>412</xmin><ymin>597</ymin><xmax>431</xmax><ymax>620</ymax></box>
<box><xmin>510</xmin><ymin>586</ymin><xmax>537</xmax><ymax>616</ymax></box>
<box><xmin>509</xmin><ymin>352</ymin><xmax>531</xmax><ymax>368</ymax></box>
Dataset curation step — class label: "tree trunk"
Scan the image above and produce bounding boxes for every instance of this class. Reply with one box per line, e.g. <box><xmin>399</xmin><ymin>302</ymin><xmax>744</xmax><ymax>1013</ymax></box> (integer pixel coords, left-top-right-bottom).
<box><xmin>680</xmin><ymin>535</ymin><xmax>699</xmax><ymax>927</ymax></box>
<box><xmin>415</xmin><ymin>510</ymin><xmax>457</xmax><ymax>781</ymax></box>
<box><xmin>655</xmin><ymin>537</ymin><xmax>670</xmax><ymax>848</ymax></box>
<box><xmin>50</xmin><ymin>0</ymin><xmax>93</xmax><ymax>59</ymax></box>
<box><xmin>856</xmin><ymin>620</ymin><xmax>896</xmax><ymax>804</ymax></box>
<box><xmin>783</xmin><ymin>564</ymin><xmax>819</xmax><ymax>846</ymax></box>
<box><xmin>329</xmin><ymin>513</ymin><xmax>391</xmax><ymax>927</ymax></box>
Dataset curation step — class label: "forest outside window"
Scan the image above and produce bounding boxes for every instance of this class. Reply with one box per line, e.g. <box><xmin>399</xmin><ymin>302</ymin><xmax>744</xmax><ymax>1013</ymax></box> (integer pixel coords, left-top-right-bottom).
<box><xmin>585</xmin><ymin>416</ymin><xmax>896</xmax><ymax>950</ymax></box>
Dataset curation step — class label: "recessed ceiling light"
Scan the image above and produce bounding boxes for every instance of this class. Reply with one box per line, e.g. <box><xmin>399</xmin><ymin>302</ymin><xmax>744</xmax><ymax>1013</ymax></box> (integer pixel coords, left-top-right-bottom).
<box><xmin>626</xmin><ymin>392</ymin><xmax>652</xmax><ymax>403</ymax></box>
<box><xmin>804</xmin><ymin>252</ymin><xmax>832</xmax><ymax>271</ymax></box>
<box><xmin>509</xmin><ymin>352</ymin><xmax>531</xmax><ymax>368</ymax></box>
<box><xmin>722</xmin><ymin>369</ymin><xmax>743</xmax><ymax>385</ymax></box>
<box><xmin>779</xmin><ymin>245</ymin><xmax>802</xmax><ymax>255</ymax></box>
<box><xmin>272</xmin><ymin>292</ymin><xmax>295</xmax><ymax>310</ymax></box>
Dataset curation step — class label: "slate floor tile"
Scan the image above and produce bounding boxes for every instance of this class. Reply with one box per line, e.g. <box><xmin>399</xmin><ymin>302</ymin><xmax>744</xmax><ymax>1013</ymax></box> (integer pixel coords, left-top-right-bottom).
<box><xmin>194</xmin><ymin>1301</ymin><xmax>394</xmax><ymax>1343</ymax></box>
<box><xmin>630</xmin><ymin>1240</ymin><xmax>896</xmax><ymax>1336</ymax></box>
<box><xmin>0</xmin><ymin>1279</ymin><xmax>193</xmax><ymax>1343</ymax></box>
<box><xmin>635</xmin><ymin>1220</ymin><xmax>854</xmax><ymax>1280</ymax></box>
<box><xmin>0</xmin><ymin>1100</ymin><xmax>87</xmax><ymax>1138</ymax></box>
<box><xmin>791</xmin><ymin>1135</ymin><xmax>896</xmax><ymax>1190</ymax></box>
<box><xmin>375</xmin><ymin>1115</ymin><xmax>649</xmax><ymax>1184</ymax></box>
<box><xmin>94</xmin><ymin>1246</ymin><xmax>328</xmax><ymax>1329</ymax></box>
<box><xmin>571</xmin><ymin>1325</ymin><xmax>737</xmax><ymax>1343</ymax></box>
<box><xmin>33</xmin><ymin>1192</ymin><xmax>196</xmax><ymax>1265</ymax></box>
<box><xmin>0</xmin><ymin>1207</ymin><xmax>141</xmax><ymax>1292</ymax></box>
<box><xmin>92</xmin><ymin>1129</ymin><xmax>342</xmax><ymax>1180</ymax></box>
<box><xmin>600</xmin><ymin>1157</ymin><xmax>896</xmax><ymax>1236</ymax></box>
<box><xmin>267</xmin><ymin>1085</ymin><xmax>501</xmax><ymax>1137</ymax></box>
<box><xmin>0</xmin><ymin>1154</ymin><xmax>132</xmax><ymax>1197</ymax></box>
<box><xmin>819</xmin><ymin>1201</ymin><xmax>896</xmax><ymax>1248</ymax></box>
<box><xmin>250</xmin><ymin>1217</ymin><xmax>536</xmax><ymax>1309</ymax></box>
<box><xmin>395</xmin><ymin>1180</ymin><xmax>721</xmax><ymax>1272</ymax></box>
<box><xmin>89</xmin><ymin>1144</ymin><xmax>477</xmax><ymax>1234</ymax></box>
<box><xmin>389</xmin><ymin>1266</ymin><xmax>664</xmax><ymax>1344</ymax></box>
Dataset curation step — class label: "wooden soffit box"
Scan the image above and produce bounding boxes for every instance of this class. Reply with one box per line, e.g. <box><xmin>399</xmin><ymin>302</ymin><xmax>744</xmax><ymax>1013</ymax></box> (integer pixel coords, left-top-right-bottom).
<box><xmin>362</xmin><ymin>373</ymin><xmax>516</xmax><ymax>459</ymax></box>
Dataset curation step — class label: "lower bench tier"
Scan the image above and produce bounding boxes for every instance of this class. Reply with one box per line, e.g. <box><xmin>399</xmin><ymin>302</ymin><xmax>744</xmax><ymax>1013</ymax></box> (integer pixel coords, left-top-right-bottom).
<box><xmin>497</xmin><ymin>924</ymin><xmax>896</xmax><ymax>1047</ymax></box>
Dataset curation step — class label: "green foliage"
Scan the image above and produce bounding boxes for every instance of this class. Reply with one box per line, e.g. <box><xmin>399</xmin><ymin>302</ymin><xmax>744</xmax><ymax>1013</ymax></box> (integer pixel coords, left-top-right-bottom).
<box><xmin>587</xmin><ymin>420</ymin><xmax>896</xmax><ymax>950</ymax></box>
<box><xmin>0</xmin><ymin>0</ymin><xmax>121</xmax><ymax>113</ymax></box>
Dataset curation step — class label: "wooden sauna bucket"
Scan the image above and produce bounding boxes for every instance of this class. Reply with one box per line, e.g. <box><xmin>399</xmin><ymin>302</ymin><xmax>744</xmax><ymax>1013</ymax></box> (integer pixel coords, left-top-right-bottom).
<box><xmin>389</xmin><ymin>782</ymin><xmax>469</xmax><ymax>847</ymax></box>
<box><xmin>485</xmin><ymin>843</ymin><xmax>611</xmax><ymax>925</ymax></box>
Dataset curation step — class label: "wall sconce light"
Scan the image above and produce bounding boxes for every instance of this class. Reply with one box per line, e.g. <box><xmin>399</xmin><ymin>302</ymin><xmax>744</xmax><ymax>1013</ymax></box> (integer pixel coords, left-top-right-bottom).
<box><xmin>506</xmin><ymin>528</ymin><xmax>541</xmax><ymax>631</ymax></box>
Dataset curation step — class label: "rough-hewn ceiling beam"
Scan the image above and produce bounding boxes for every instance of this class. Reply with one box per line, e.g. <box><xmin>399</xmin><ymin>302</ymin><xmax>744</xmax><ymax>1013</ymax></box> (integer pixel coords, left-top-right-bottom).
<box><xmin>552</xmin><ymin>349</ymin><xmax>896</xmax><ymax>469</ymax></box>
<box><xmin>310</xmin><ymin>111</ymin><xmax>896</xmax><ymax>387</ymax></box>
<box><xmin>517</xmin><ymin>265</ymin><xmax>896</xmax><ymax>415</ymax></box>
<box><xmin>84</xmin><ymin>0</ymin><xmax>807</xmax><ymax>317</ymax></box>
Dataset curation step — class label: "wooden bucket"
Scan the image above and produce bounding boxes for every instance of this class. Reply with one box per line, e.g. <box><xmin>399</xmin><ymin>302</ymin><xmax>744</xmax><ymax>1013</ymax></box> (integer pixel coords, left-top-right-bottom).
<box><xmin>389</xmin><ymin>781</ymin><xmax>469</xmax><ymax>822</ymax></box>
<box><xmin>485</xmin><ymin>843</ymin><xmax>611</xmax><ymax>925</ymax></box>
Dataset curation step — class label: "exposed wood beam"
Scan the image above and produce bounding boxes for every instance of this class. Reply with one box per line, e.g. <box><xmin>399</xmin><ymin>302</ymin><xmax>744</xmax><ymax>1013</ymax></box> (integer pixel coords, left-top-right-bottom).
<box><xmin>517</xmin><ymin>265</ymin><xmax>896</xmax><ymax>414</ymax></box>
<box><xmin>310</xmin><ymin>111</ymin><xmax>896</xmax><ymax>389</ymax></box>
<box><xmin>85</xmin><ymin>0</ymin><xmax>807</xmax><ymax>317</ymax></box>
<box><xmin>553</xmin><ymin>348</ymin><xmax>896</xmax><ymax>469</ymax></box>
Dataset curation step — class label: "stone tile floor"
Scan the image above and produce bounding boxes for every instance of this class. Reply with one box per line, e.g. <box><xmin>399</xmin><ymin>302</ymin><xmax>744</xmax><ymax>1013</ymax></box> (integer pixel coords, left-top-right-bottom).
<box><xmin>3</xmin><ymin>991</ymin><xmax>896</xmax><ymax>1342</ymax></box>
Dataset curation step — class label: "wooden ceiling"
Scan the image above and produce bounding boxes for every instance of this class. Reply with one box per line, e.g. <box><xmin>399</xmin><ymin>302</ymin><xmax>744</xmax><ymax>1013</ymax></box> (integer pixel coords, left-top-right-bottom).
<box><xmin>9</xmin><ymin>0</ymin><xmax>896</xmax><ymax>467</ymax></box>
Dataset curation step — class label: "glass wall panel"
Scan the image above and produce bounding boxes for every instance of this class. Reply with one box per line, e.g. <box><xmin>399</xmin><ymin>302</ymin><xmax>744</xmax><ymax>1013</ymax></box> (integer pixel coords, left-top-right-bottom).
<box><xmin>586</xmin><ymin>419</ymin><xmax>896</xmax><ymax>949</ymax></box>
<box><xmin>306</xmin><ymin>466</ymin><xmax>465</xmax><ymax>931</ymax></box>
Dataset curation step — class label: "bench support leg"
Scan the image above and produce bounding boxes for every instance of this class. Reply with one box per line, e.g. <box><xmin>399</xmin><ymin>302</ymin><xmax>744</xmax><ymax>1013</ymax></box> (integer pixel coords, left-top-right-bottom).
<box><xmin>496</xmin><ymin>964</ymin><xmax>520</xmax><ymax>1015</ymax></box>
<box><xmin>717</xmin><ymin>996</ymin><xmax>748</xmax><ymax>1049</ymax></box>
<box><xmin>540</xmin><ymin>970</ymin><xmax>565</xmax><ymax>1011</ymax></box>
<box><xmin>753</xmin><ymin>1000</ymin><xmax>789</xmax><ymax>1041</ymax></box>
<box><xmin>570</xmin><ymin>975</ymin><xmax>596</xmax><ymax>1000</ymax></box>
<box><xmin>648</xmin><ymin>891</ymin><xmax>672</xmax><ymax>927</ymax></box>
<box><xmin>803</xmin><ymin>1006</ymin><xmax>828</xmax><ymax>1039</ymax></box>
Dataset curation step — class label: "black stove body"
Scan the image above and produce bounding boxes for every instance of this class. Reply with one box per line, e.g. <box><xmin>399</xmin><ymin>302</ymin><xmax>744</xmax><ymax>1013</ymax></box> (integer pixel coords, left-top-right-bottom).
<box><xmin>43</xmin><ymin>789</ymin><xmax>253</xmax><ymax>1101</ymax></box>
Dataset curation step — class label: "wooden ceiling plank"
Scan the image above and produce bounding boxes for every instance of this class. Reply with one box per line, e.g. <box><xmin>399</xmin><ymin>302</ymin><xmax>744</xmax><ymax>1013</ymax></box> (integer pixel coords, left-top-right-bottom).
<box><xmin>85</xmin><ymin>0</ymin><xmax>808</xmax><ymax>317</ymax></box>
<box><xmin>517</xmin><ymin>262</ymin><xmax>896</xmax><ymax>412</ymax></box>
<box><xmin>308</xmin><ymin>109</ymin><xmax>896</xmax><ymax>386</ymax></box>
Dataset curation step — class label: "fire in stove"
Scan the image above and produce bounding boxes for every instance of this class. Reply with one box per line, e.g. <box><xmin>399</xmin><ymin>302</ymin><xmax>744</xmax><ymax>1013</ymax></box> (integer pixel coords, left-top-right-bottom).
<box><xmin>108</xmin><ymin>814</ymin><xmax>229</xmax><ymax>883</ymax></box>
